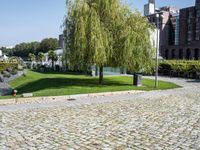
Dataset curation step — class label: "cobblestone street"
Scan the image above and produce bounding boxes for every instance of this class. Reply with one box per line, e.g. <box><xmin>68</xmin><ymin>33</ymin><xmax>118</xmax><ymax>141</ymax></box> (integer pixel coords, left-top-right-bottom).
<box><xmin>0</xmin><ymin>78</ymin><xmax>200</xmax><ymax>150</ymax></box>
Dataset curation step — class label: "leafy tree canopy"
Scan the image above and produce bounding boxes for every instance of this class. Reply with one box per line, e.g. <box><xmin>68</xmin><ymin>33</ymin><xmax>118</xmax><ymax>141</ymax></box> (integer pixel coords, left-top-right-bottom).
<box><xmin>64</xmin><ymin>0</ymin><xmax>155</xmax><ymax>83</ymax></box>
<box><xmin>40</xmin><ymin>38</ymin><xmax>59</xmax><ymax>53</ymax></box>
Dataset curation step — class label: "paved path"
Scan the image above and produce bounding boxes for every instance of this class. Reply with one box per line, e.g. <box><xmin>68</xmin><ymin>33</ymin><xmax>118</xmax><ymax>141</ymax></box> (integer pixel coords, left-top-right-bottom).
<box><xmin>0</xmin><ymin>77</ymin><xmax>200</xmax><ymax>149</ymax></box>
<box><xmin>0</xmin><ymin>71</ymin><xmax>24</xmax><ymax>96</ymax></box>
<box><xmin>0</xmin><ymin>82</ymin><xmax>12</xmax><ymax>96</ymax></box>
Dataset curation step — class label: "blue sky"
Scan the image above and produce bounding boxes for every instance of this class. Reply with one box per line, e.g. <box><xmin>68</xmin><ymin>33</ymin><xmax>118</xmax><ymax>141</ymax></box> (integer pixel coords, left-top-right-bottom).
<box><xmin>0</xmin><ymin>0</ymin><xmax>195</xmax><ymax>47</ymax></box>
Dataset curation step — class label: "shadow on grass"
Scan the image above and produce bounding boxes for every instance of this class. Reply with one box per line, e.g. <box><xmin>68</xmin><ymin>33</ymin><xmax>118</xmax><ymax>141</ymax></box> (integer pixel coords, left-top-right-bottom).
<box><xmin>34</xmin><ymin>70</ymin><xmax>90</xmax><ymax>76</ymax></box>
<box><xmin>15</xmin><ymin>77</ymin><xmax>132</xmax><ymax>94</ymax></box>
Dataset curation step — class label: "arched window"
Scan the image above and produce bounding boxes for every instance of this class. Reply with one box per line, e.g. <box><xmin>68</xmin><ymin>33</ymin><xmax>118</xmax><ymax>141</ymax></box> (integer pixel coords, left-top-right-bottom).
<box><xmin>179</xmin><ymin>49</ymin><xmax>183</xmax><ymax>59</ymax></box>
<box><xmin>186</xmin><ymin>49</ymin><xmax>191</xmax><ymax>60</ymax></box>
<box><xmin>165</xmin><ymin>49</ymin><xmax>169</xmax><ymax>59</ymax></box>
<box><xmin>194</xmin><ymin>48</ymin><xmax>199</xmax><ymax>60</ymax></box>
<box><xmin>171</xmin><ymin>49</ymin><xmax>176</xmax><ymax>59</ymax></box>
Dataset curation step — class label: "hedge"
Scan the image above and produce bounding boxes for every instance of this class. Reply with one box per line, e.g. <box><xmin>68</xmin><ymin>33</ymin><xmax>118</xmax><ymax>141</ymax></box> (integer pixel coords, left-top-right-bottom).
<box><xmin>0</xmin><ymin>63</ymin><xmax>18</xmax><ymax>72</ymax></box>
<box><xmin>159</xmin><ymin>60</ymin><xmax>200</xmax><ymax>78</ymax></box>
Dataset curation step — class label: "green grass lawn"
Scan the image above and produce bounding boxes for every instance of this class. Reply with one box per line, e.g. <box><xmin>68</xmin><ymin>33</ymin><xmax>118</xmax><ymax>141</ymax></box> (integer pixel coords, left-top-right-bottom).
<box><xmin>0</xmin><ymin>70</ymin><xmax>180</xmax><ymax>99</ymax></box>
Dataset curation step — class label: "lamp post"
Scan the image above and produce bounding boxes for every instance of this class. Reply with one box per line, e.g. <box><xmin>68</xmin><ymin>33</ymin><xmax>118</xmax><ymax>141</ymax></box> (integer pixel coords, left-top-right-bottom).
<box><xmin>155</xmin><ymin>13</ymin><xmax>163</xmax><ymax>88</ymax></box>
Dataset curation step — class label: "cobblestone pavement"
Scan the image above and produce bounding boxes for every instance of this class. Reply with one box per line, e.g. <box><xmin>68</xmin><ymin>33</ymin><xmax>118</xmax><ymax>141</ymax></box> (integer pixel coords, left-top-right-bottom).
<box><xmin>0</xmin><ymin>78</ymin><xmax>200</xmax><ymax>150</ymax></box>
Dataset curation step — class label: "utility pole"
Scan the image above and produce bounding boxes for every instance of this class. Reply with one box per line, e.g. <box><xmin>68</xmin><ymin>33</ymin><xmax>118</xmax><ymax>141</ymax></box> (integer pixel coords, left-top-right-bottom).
<box><xmin>155</xmin><ymin>13</ymin><xmax>159</xmax><ymax>88</ymax></box>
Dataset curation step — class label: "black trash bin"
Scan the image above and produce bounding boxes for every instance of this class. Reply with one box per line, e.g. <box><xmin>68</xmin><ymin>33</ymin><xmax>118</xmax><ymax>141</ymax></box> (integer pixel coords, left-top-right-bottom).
<box><xmin>133</xmin><ymin>74</ymin><xmax>142</xmax><ymax>86</ymax></box>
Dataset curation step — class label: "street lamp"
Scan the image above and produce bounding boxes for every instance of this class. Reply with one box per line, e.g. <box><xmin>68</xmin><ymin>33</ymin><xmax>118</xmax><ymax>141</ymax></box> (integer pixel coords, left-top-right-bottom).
<box><xmin>155</xmin><ymin>13</ymin><xmax>163</xmax><ymax>88</ymax></box>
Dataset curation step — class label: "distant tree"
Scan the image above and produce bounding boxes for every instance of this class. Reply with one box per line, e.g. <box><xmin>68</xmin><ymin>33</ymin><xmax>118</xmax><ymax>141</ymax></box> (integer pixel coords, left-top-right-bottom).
<box><xmin>30</xmin><ymin>42</ymin><xmax>40</xmax><ymax>54</ymax></box>
<box><xmin>12</xmin><ymin>38</ymin><xmax>58</xmax><ymax>59</ymax></box>
<box><xmin>0</xmin><ymin>47</ymin><xmax>13</xmax><ymax>56</ymax></box>
<box><xmin>37</xmin><ymin>52</ymin><xmax>45</xmax><ymax>64</ymax></box>
<box><xmin>48</xmin><ymin>50</ymin><xmax>58</xmax><ymax>70</ymax></box>
<box><xmin>40</xmin><ymin>38</ymin><xmax>59</xmax><ymax>53</ymax></box>
<box><xmin>13</xmin><ymin>42</ymin><xmax>40</xmax><ymax>58</ymax></box>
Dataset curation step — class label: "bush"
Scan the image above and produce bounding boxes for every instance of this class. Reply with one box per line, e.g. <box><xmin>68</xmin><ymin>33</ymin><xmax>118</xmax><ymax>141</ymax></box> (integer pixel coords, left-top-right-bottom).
<box><xmin>159</xmin><ymin>60</ymin><xmax>200</xmax><ymax>78</ymax></box>
<box><xmin>2</xmin><ymin>71</ymin><xmax>11</xmax><ymax>78</ymax></box>
<box><xmin>17</xmin><ymin>65</ymin><xmax>24</xmax><ymax>71</ymax></box>
<box><xmin>6</xmin><ymin>68</ymin><xmax>13</xmax><ymax>73</ymax></box>
<box><xmin>0</xmin><ymin>63</ymin><xmax>18</xmax><ymax>72</ymax></box>
<box><xmin>11</xmin><ymin>69</ymin><xmax>18</xmax><ymax>75</ymax></box>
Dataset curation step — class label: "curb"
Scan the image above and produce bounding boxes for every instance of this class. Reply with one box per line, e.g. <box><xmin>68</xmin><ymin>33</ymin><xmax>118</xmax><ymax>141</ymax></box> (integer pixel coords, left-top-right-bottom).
<box><xmin>0</xmin><ymin>90</ymin><xmax>144</xmax><ymax>106</ymax></box>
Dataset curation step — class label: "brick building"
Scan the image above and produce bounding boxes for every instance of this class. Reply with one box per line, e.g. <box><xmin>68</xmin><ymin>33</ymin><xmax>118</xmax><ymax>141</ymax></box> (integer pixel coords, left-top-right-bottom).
<box><xmin>145</xmin><ymin>0</ymin><xmax>200</xmax><ymax>60</ymax></box>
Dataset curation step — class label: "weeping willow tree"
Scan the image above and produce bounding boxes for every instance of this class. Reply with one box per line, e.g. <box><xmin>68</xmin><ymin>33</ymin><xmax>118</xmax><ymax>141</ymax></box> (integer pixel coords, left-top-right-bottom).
<box><xmin>64</xmin><ymin>0</ymin><xmax>155</xmax><ymax>84</ymax></box>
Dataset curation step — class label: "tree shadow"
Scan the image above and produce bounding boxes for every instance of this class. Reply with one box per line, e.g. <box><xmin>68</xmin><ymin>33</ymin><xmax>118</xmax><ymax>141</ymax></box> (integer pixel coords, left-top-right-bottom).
<box><xmin>186</xmin><ymin>79</ymin><xmax>200</xmax><ymax>83</ymax></box>
<box><xmin>15</xmin><ymin>77</ymin><xmax>132</xmax><ymax>94</ymax></box>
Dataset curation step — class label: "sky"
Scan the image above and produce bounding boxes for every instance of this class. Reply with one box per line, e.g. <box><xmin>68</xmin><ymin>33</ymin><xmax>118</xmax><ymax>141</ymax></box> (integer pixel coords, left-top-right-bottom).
<box><xmin>0</xmin><ymin>0</ymin><xmax>195</xmax><ymax>47</ymax></box>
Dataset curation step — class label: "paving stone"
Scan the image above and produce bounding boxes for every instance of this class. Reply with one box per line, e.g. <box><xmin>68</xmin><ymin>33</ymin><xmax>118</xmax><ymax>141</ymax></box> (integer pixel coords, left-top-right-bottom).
<box><xmin>0</xmin><ymin>77</ymin><xmax>200</xmax><ymax>149</ymax></box>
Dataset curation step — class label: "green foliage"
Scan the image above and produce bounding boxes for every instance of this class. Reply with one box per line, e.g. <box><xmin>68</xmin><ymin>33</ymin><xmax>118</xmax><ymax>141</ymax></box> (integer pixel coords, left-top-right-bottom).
<box><xmin>159</xmin><ymin>60</ymin><xmax>200</xmax><ymax>77</ymax></box>
<box><xmin>2</xmin><ymin>71</ymin><xmax>11</xmax><ymax>78</ymax></box>
<box><xmin>14</xmin><ymin>42</ymin><xmax>40</xmax><ymax>58</ymax></box>
<box><xmin>0</xmin><ymin>63</ymin><xmax>18</xmax><ymax>72</ymax></box>
<box><xmin>9</xmin><ymin>38</ymin><xmax>58</xmax><ymax>59</ymax></box>
<box><xmin>48</xmin><ymin>50</ymin><xmax>58</xmax><ymax>69</ymax></box>
<box><xmin>37</xmin><ymin>52</ymin><xmax>45</xmax><ymax>63</ymax></box>
<box><xmin>0</xmin><ymin>47</ymin><xmax>13</xmax><ymax>56</ymax></box>
<box><xmin>28</xmin><ymin>53</ymin><xmax>36</xmax><ymax>62</ymax></box>
<box><xmin>48</xmin><ymin>50</ymin><xmax>58</xmax><ymax>62</ymax></box>
<box><xmin>11</xmin><ymin>69</ymin><xmax>18</xmax><ymax>75</ymax></box>
<box><xmin>8</xmin><ymin>56</ymin><xmax>21</xmax><ymax>64</ymax></box>
<box><xmin>64</xmin><ymin>0</ymin><xmax>154</xmax><ymax>76</ymax></box>
<box><xmin>40</xmin><ymin>38</ymin><xmax>59</xmax><ymax>53</ymax></box>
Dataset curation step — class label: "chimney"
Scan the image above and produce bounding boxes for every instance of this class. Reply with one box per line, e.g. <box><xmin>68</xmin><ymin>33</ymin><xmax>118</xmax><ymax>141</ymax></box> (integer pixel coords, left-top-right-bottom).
<box><xmin>149</xmin><ymin>0</ymin><xmax>155</xmax><ymax>4</ymax></box>
<box><xmin>144</xmin><ymin>0</ymin><xmax>155</xmax><ymax>16</ymax></box>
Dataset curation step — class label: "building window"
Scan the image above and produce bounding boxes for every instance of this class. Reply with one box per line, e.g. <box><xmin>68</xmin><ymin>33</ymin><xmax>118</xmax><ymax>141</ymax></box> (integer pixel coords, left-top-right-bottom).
<box><xmin>195</xmin><ymin>30</ymin><xmax>200</xmax><ymax>40</ymax></box>
<box><xmin>188</xmin><ymin>11</ymin><xmax>193</xmax><ymax>18</ymax></box>
<box><xmin>186</xmin><ymin>49</ymin><xmax>191</xmax><ymax>59</ymax></box>
<box><xmin>165</xmin><ymin>49</ymin><xmax>169</xmax><ymax>59</ymax></box>
<box><xmin>187</xmin><ymin>31</ymin><xmax>192</xmax><ymax>42</ymax></box>
<box><xmin>196</xmin><ymin>9</ymin><xmax>200</xmax><ymax>18</ymax></box>
<box><xmin>194</xmin><ymin>49</ymin><xmax>199</xmax><ymax>60</ymax></box>
<box><xmin>195</xmin><ymin>10</ymin><xmax>200</xmax><ymax>40</ymax></box>
<box><xmin>179</xmin><ymin>49</ymin><xmax>183</xmax><ymax>59</ymax></box>
<box><xmin>171</xmin><ymin>49</ymin><xmax>175</xmax><ymax>59</ymax></box>
<box><xmin>175</xmin><ymin>16</ymin><xmax>180</xmax><ymax>45</ymax></box>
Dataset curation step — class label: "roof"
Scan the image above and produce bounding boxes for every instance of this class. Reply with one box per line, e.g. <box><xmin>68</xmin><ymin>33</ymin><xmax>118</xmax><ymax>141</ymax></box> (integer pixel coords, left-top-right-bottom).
<box><xmin>44</xmin><ymin>49</ymin><xmax>64</xmax><ymax>56</ymax></box>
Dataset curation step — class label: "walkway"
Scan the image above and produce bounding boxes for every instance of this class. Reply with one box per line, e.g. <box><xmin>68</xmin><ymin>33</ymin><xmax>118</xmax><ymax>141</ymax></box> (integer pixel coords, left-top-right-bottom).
<box><xmin>0</xmin><ymin>82</ymin><xmax>12</xmax><ymax>96</ymax></box>
<box><xmin>0</xmin><ymin>77</ymin><xmax>200</xmax><ymax>149</ymax></box>
<box><xmin>0</xmin><ymin>71</ymin><xmax>24</xmax><ymax>96</ymax></box>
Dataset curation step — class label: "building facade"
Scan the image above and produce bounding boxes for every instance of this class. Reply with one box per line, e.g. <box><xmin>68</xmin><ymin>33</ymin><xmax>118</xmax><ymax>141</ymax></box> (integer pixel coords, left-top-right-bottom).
<box><xmin>59</xmin><ymin>34</ymin><xmax>65</xmax><ymax>49</ymax></box>
<box><xmin>145</xmin><ymin>0</ymin><xmax>200</xmax><ymax>60</ymax></box>
<box><xmin>161</xmin><ymin>0</ymin><xmax>200</xmax><ymax>60</ymax></box>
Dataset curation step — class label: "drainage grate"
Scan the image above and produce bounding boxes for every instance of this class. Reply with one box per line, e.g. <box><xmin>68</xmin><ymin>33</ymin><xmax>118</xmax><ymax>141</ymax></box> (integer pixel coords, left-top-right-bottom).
<box><xmin>67</xmin><ymin>98</ymin><xmax>76</xmax><ymax>101</ymax></box>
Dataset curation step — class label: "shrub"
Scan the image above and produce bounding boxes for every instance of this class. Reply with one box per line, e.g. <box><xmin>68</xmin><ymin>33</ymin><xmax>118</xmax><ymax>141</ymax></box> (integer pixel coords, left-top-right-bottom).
<box><xmin>11</xmin><ymin>69</ymin><xmax>18</xmax><ymax>75</ymax></box>
<box><xmin>2</xmin><ymin>71</ymin><xmax>11</xmax><ymax>78</ymax></box>
<box><xmin>17</xmin><ymin>65</ymin><xmax>24</xmax><ymax>71</ymax></box>
<box><xmin>0</xmin><ymin>63</ymin><xmax>18</xmax><ymax>72</ymax></box>
<box><xmin>159</xmin><ymin>60</ymin><xmax>200</xmax><ymax>78</ymax></box>
<box><xmin>6</xmin><ymin>68</ymin><xmax>13</xmax><ymax>73</ymax></box>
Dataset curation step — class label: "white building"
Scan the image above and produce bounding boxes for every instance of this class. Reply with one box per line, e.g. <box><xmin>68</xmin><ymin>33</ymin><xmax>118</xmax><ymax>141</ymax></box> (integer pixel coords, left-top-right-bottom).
<box><xmin>0</xmin><ymin>50</ymin><xmax>2</xmax><ymax>57</ymax></box>
<box><xmin>144</xmin><ymin>0</ymin><xmax>155</xmax><ymax>16</ymax></box>
<box><xmin>44</xmin><ymin>49</ymin><xmax>64</xmax><ymax>68</ymax></box>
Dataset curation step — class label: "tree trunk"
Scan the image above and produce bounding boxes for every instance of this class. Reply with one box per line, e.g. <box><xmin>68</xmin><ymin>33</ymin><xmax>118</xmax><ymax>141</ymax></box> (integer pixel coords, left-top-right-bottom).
<box><xmin>95</xmin><ymin>66</ymin><xmax>98</xmax><ymax>76</ymax></box>
<box><xmin>52</xmin><ymin>61</ymin><xmax>54</xmax><ymax>70</ymax></box>
<box><xmin>99</xmin><ymin>66</ymin><xmax>103</xmax><ymax>84</ymax></box>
